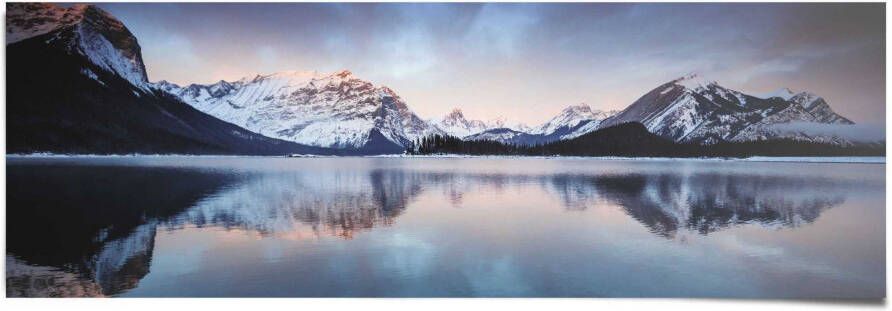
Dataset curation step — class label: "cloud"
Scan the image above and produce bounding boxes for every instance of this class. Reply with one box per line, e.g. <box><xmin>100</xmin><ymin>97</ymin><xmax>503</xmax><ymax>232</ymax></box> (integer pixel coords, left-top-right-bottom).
<box><xmin>140</xmin><ymin>34</ymin><xmax>205</xmax><ymax>83</ymax></box>
<box><xmin>462</xmin><ymin>4</ymin><xmax>540</xmax><ymax>57</ymax></box>
<box><xmin>371</xmin><ymin>27</ymin><xmax>439</xmax><ymax>78</ymax></box>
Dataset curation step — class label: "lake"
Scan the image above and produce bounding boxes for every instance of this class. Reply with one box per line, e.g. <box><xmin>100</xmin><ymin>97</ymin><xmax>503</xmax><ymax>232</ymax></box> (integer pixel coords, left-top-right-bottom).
<box><xmin>5</xmin><ymin>156</ymin><xmax>885</xmax><ymax>298</ymax></box>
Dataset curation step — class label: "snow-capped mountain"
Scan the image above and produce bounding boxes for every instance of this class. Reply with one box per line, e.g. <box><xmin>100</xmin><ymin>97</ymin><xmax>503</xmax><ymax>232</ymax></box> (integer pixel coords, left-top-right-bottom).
<box><xmin>465</xmin><ymin>104</ymin><xmax>618</xmax><ymax>145</ymax></box>
<box><xmin>531</xmin><ymin>104</ymin><xmax>616</xmax><ymax>135</ymax></box>
<box><xmin>757</xmin><ymin>88</ymin><xmax>797</xmax><ymax>101</ymax></box>
<box><xmin>484</xmin><ymin>116</ymin><xmax>533</xmax><ymax>133</ymax></box>
<box><xmin>600</xmin><ymin>73</ymin><xmax>854</xmax><ymax>144</ymax></box>
<box><xmin>464</xmin><ymin>128</ymin><xmax>534</xmax><ymax>145</ymax></box>
<box><xmin>434</xmin><ymin>109</ymin><xmax>491</xmax><ymax>138</ymax></box>
<box><xmin>156</xmin><ymin>70</ymin><xmax>442</xmax><ymax>152</ymax></box>
<box><xmin>755</xmin><ymin>88</ymin><xmax>849</xmax><ymax>123</ymax></box>
<box><xmin>432</xmin><ymin>108</ymin><xmax>529</xmax><ymax>138</ymax></box>
<box><xmin>788</xmin><ymin>92</ymin><xmax>852</xmax><ymax>124</ymax></box>
<box><xmin>7</xmin><ymin>3</ymin><xmax>149</xmax><ymax>90</ymax></box>
<box><xmin>7</xmin><ymin>3</ymin><xmax>325</xmax><ymax>155</ymax></box>
<box><xmin>531</xmin><ymin>104</ymin><xmax>619</xmax><ymax>139</ymax></box>
<box><xmin>6</xmin><ymin>3</ymin><xmax>868</xmax><ymax>154</ymax></box>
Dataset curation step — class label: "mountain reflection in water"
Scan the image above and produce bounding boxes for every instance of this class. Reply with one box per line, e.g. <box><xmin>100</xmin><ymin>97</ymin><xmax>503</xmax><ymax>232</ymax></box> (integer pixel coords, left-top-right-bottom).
<box><xmin>557</xmin><ymin>173</ymin><xmax>845</xmax><ymax>238</ymax></box>
<box><xmin>5</xmin><ymin>158</ymin><xmax>877</xmax><ymax>297</ymax></box>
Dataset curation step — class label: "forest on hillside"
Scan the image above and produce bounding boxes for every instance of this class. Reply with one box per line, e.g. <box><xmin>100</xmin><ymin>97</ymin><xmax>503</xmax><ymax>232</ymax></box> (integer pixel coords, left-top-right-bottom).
<box><xmin>406</xmin><ymin>123</ymin><xmax>885</xmax><ymax>158</ymax></box>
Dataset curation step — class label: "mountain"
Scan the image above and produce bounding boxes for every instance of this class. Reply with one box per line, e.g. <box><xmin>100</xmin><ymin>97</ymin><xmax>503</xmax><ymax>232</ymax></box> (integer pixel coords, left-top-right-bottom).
<box><xmin>485</xmin><ymin>116</ymin><xmax>533</xmax><ymax>133</ymax></box>
<box><xmin>415</xmin><ymin>121</ymin><xmax>883</xmax><ymax>158</ymax></box>
<box><xmin>433</xmin><ymin>108</ymin><xmax>491</xmax><ymax>138</ymax></box>
<box><xmin>465</xmin><ymin>104</ymin><xmax>618</xmax><ymax>145</ymax></box>
<box><xmin>787</xmin><ymin>92</ymin><xmax>852</xmax><ymax>124</ymax></box>
<box><xmin>431</xmin><ymin>108</ymin><xmax>530</xmax><ymax>138</ymax></box>
<box><xmin>414</xmin><ymin>122</ymin><xmax>682</xmax><ymax>156</ymax></box>
<box><xmin>7</xmin><ymin>3</ymin><xmax>327</xmax><ymax>155</ymax></box>
<box><xmin>464</xmin><ymin>128</ymin><xmax>536</xmax><ymax>145</ymax></box>
<box><xmin>7</xmin><ymin>3</ymin><xmax>148</xmax><ymax>90</ymax></box>
<box><xmin>530</xmin><ymin>104</ymin><xmax>617</xmax><ymax>136</ymax></box>
<box><xmin>156</xmin><ymin>70</ymin><xmax>442</xmax><ymax>153</ymax></box>
<box><xmin>599</xmin><ymin>73</ymin><xmax>854</xmax><ymax>145</ymax></box>
<box><xmin>536</xmin><ymin>122</ymin><xmax>681</xmax><ymax>157</ymax></box>
<box><xmin>757</xmin><ymin>88</ymin><xmax>797</xmax><ymax>101</ymax></box>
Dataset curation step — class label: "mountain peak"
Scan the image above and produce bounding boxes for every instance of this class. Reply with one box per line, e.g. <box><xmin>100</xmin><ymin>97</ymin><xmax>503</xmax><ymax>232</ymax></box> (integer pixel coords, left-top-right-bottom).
<box><xmin>789</xmin><ymin>91</ymin><xmax>823</xmax><ymax>109</ymax></box>
<box><xmin>7</xmin><ymin>2</ymin><xmax>149</xmax><ymax>89</ymax></box>
<box><xmin>69</xmin><ymin>4</ymin><xmax>92</xmax><ymax>13</ymax></box>
<box><xmin>562</xmin><ymin>103</ymin><xmax>593</xmax><ymax>114</ymax></box>
<box><xmin>530</xmin><ymin>103</ymin><xmax>615</xmax><ymax>135</ymax></box>
<box><xmin>152</xmin><ymin>79</ymin><xmax>179</xmax><ymax>88</ymax></box>
<box><xmin>75</xmin><ymin>4</ymin><xmax>116</xmax><ymax>20</ymax></box>
<box><xmin>258</xmin><ymin>69</ymin><xmax>357</xmax><ymax>85</ymax></box>
<box><xmin>445</xmin><ymin>108</ymin><xmax>466</xmax><ymax>120</ymax></box>
<box><xmin>673</xmin><ymin>73</ymin><xmax>716</xmax><ymax>90</ymax></box>
<box><xmin>435</xmin><ymin>108</ymin><xmax>500</xmax><ymax>138</ymax></box>
<box><xmin>265</xmin><ymin>70</ymin><xmax>320</xmax><ymax>81</ymax></box>
<box><xmin>334</xmin><ymin>70</ymin><xmax>353</xmax><ymax>78</ymax></box>
<box><xmin>7</xmin><ymin>3</ymin><xmax>83</xmax><ymax>44</ymax></box>
<box><xmin>160</xmin><ymin>66</ymin><xmax>441</xmax><ymax>149</ymax></box>
<box><xmin>758</xmin><ymin>87</ymin><xmax>797</xmax><ymax>100</ymax></box>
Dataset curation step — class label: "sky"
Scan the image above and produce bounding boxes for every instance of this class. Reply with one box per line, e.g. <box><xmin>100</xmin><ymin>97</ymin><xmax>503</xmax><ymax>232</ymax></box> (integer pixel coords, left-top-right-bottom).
<box><xmin>96</xmin><ymin>3</ymin><xmax>885</xmax><ymax>126</ymax></box>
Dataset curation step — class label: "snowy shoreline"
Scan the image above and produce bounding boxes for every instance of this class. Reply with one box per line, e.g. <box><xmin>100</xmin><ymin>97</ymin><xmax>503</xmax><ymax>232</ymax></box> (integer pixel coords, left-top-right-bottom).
<box><xmin>5</xmin><ymin>153</ymin><xmax>885</xmax><ymax>164</ymax></box>
<box><xmin>373</xmin><ymin>154</ymin><xmax>886</xmax><ymax>163</ymax></box>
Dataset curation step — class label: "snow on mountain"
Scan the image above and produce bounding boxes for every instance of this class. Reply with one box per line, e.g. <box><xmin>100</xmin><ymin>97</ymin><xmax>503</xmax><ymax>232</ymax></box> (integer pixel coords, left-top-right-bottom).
<box><xmin>155</xmin><ymin>70</ymin><xmax>442</xmax><ymax>150</ymax></box>
<box><xmin>757</xmin><ymin>88</ymin><xmax>797</xmax><ymax>101</ymax></box>
<box><xmin>434</xmin><ymin>108</ymin><xmax>490</xmax><ymax>138</ymax></box>
<box><xmin>7</xmin><ymin>3</ymin><xmax>150</xmax><ymax>90</ymax></box>
<box><xmin>483</xmin><ymin>116</ymin><xmax>533</xmax><ymax>133</ymax></box>
<box><xmin>600</xmin><ymin>73</ymin><xmax>855</xmax><ymax>144</ymax></box>
<box><xmin>673</xmin><ymin>73</ymin><xmax>717</xmax><ymax>92</ymax></box>
<box><xmin>529</xmin><ymin>104</ymin><xmax>616</xmax><ymax>139</ymax></box>
<box><xmin>7</xmin><ymin>3</ymin><xmax>329</xmax><ymax>155</ymax></box>
<box><xmin>507</xmin><ymin>122</ymin><xmax>533</xmax><ymax>133</ymax></box>
<box><xmin>464</xmin><ymin>104</ymin><xmax>618</xmax><ymax>145</ymax></box>
<box><xmin>431</xmin><ymin>108</ymin><xmax>529</xmax><ymax>138</ymax></box>
<box><xmin>10</xmin><ymin>4</ymin><xmax>858</xmax><ymax>151</ymax></box>
<box><xmin>532</xmin><ymin>104</ymin><xmax>618</xmax><ymax>136</ymax></box>
<box><xmin>755</xmin><ymin>88</ymin><xmax>849</xmax><ymax>122</ymax></box>
<box><xmin>464</xmin><ymin>128</ymin><xmax>533</xmax><ymax>145</ymax></box>
<box><xmin>789</xmin><ymin>92</ymin><xmax>852</xmax><ymax>124</ymax></box>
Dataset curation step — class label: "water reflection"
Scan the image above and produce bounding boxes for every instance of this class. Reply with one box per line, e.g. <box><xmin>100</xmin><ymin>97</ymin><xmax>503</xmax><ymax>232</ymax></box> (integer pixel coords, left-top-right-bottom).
<box><xmin>173</xmin><ymin>170</ymin><xmax>421</xmax><ymax>239</ymax></box>
<box><xmin>6</xmin><ymin>165</ymin><xmax>238</xmax><ymax>296</ymax></box>
<box><xmin>5</xmin><ymin>159</ymin><xmax>873</xmax><ymax>297</ymax></box>
<box><xmin>547</xmin><ymin>173</ymin><xmax>845</xmax><ymax>238</ymax></box>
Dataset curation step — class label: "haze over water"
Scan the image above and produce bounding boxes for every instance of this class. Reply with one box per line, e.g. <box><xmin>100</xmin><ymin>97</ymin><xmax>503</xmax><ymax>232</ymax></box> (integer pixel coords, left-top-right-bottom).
<box><xmin>5</xmin><ymin>157</ymin><xmax>885</xmax><ymax>297</ymax></box>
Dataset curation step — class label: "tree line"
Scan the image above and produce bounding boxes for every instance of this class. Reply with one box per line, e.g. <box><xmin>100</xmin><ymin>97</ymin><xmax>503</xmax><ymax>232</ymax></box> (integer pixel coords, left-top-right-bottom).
<box><xmin>406</xmin><ymin>122</ymin><xmax>885</xmax><ymax>158</ymax></box>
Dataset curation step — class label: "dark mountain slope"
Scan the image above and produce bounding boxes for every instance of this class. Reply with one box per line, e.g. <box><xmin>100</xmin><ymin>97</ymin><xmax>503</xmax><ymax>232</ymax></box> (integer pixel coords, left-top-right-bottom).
<box><xmin>6</xmin><ymin>4</ymin><xmax>331</xmax><ymax>155</ymax></box>
<box><xmin>536</xmin><ymin>122</ymin><xmax>682</xmax><ymax>157</ymax></box>
<box><xmin>7</xmin><ymin>35</ymin><xmax>330</xmax><ymax>155</ymax></box>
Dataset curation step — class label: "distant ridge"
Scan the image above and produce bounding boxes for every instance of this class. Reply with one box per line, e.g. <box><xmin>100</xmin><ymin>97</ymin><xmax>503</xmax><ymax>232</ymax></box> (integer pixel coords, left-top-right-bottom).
<box><xmin>410</xmin><ymin>122</ymin><xmax>884</xmax><ymax>158</ymax></box>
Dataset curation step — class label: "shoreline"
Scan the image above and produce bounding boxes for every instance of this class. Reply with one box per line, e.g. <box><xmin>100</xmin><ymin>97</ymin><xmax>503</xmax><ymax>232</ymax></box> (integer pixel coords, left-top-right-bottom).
<box><xmin>5</xmin><ymin>153</ymin><xmax>886</xmax><ymax>164</ymax></box>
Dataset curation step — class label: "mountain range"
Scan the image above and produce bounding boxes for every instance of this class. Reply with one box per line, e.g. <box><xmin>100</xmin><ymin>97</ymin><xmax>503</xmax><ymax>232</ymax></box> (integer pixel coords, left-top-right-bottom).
<box><xmin>6</xmin><ymin>3</ymin><xmax>872</xmax><ymax>155</ymax></box>
<box><xmin>464</xmin><ymin>104</ymin><xmax>619</xmax><ymax>145</ymax></box>
<box><xmin>153</xmin><ymin>70</ymin><xmax>441</xmax><ymax>153</ymax></box>
<box><xmin>7</xmin><ymin>3</ymin><xmax>330</xmax><ymax>155</ymax></box>
<box><xmin>433</xmin><ymin>108</ymin><xmax>526</xmax><ymax>138</ymax></box>
<box><xmin>600</xmin><ymin>73</ymin><xmax>854</xmax><ymax>145</ymax></box>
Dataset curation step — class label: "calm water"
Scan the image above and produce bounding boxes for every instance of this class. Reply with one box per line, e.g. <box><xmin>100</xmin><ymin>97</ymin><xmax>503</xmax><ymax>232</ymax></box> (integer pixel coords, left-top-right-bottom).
<box><xmin>5</xmin><ymin>156</ymin><xmax>885</xmax><ymax>298</ymax></box>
